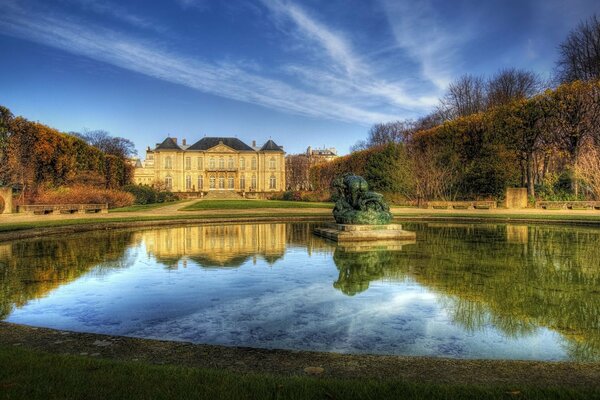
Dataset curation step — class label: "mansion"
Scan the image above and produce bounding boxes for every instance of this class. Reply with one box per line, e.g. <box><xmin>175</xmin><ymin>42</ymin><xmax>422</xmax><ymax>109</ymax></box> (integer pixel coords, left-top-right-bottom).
<box><xmin>133</xmin><ymin>136</ymin><xmax>285</xmax><ymax>195</ymax></box>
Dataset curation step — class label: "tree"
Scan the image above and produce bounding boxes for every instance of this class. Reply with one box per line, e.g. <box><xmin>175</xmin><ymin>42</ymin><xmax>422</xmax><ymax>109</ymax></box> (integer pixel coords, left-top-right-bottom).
<box><xmin>364</xmin><ymin>143</ymin><xmax>415</xmax><ymax>197</ymax></box>
<box><xmin>487</xmin><ymin>68</ymin><xmax>544</xmax><ymax>108</ymax></box>
<box><xmin>351</xmin><ymin>120</ymin><xmax>415</xmax><ymax>151</ymax></box>
<box><xmin>494</xmin><ymin>96</ymin><xmax>551</xmax><ymax>197</ymax></box>
<box><xmin>555</xmin><ymin>14</ymin><xmax>600</xmax><ymax>83</ymax></box>
<box><xmin>438</xmin><ymin>74</ymin><xmax>487</xmax><ymax>120</ymax></box>
<box><xmin>549</xmin><ymin>80</ymin><xmax>600</xmax><ymax>196</ymax></box>
<box><xmin>575</xmin><ymin>142</ymin><xmax>600</xmax><ymax>199</ymax></box>
<box><xmin>78</xmin><ymin>130</ymin><xmax>137</xmax><ymax>158</ymax></box>
<box><xmin>0</xmin><ymin>106</ymin><xmax>14</xmax><ymax>186</ymax></box>
<box><xmin>285</xmin><ymin>154</ymin><xmax>312</xmax><ymax>190</ymax></box>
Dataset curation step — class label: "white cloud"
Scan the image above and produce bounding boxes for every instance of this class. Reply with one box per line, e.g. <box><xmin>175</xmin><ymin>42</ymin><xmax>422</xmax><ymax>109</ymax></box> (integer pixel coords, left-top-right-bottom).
<box><xmin>379</xmin><ymin>0</ymin><xmax>469</xmax><ymax>90</ymax></box>
<box><xmin>0</xmin><ymin>2</ymin><xmax>401</xmax><ymax>124</ymax></box>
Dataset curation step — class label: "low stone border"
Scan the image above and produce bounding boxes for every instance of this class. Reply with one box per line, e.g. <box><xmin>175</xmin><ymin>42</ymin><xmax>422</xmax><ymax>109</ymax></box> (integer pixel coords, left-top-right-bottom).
<box><xmin>1</xmin><ymin>322</ymin><xmax>599</xmax><ymax>388</ymax></box>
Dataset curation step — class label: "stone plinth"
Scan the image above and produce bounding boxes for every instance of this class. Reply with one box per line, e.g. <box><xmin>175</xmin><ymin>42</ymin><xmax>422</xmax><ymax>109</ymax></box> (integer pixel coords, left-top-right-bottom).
<box><xmin>314</xmin><ymin>223</ymin><xmax>416</xmax><ymax>242</ymax></box>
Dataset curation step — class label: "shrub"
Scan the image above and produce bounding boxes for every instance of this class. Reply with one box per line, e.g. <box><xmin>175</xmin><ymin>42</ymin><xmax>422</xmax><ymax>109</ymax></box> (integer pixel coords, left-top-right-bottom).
<box><xmin>122</xmin><ymin>184</ymin><xmax>178</xmax><ymax>205</ymax></box>
<box><xmin>34</xmin><ymin>185</ymin><xmax>134</xmax><ymax>208</ymax></box>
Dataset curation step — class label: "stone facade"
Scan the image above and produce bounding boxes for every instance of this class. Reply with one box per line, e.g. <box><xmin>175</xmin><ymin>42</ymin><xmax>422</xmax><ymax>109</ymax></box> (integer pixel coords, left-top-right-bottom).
<box><xmin>133</xmin><ymin>137</ymin><xmax>285</xmax><ymax>195</ymax></box>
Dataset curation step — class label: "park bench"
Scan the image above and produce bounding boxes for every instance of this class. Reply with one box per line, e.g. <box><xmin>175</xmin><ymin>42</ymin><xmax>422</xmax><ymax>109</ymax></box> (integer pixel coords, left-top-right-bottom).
<box><xmin>17</xmin><ymin>204</ymin><xmax>108</xmax><ymax>215</ymax></box>
<box><xmin>535</xmin><ymin>201</ymin><xmax>600</xmax><ymax>210</ymax></box>
<box><xmin>425</xmin><ymin>201</ymin><xmax>497</xmax><ymax>210</ymax></box>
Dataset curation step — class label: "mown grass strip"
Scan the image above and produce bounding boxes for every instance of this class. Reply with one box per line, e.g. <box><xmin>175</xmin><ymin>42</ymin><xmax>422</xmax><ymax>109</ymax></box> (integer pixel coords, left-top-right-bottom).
<box><xmin>0</xmin><ymin>345</ymin><xmax>593</xmax><ymax>400</ymax></box>
<box><xmin>181</xmin><ymin>200</ymin><xmax>333</xmax><ymax>211</ymax></box>
<box><xmin>110</xmin><ymin>200</ymin><xmax>185</xmax><ymax>213</ymax></box>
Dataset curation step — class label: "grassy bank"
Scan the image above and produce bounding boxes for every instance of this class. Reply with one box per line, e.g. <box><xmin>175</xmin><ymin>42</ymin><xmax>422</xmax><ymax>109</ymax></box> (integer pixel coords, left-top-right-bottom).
<box><xmin>110</xmin><ymin>200</ymin><xmax>185</xmax><ymax>213</ymax></box>
<box><xmin>0</xmin><ymin>345</ymin><xmax>593</xmax><ymax>400</ymax></box>
<box><xmin>181</xmin><ymin>199</ymin><xmax>333</xmax><ymax>210</ymax></box>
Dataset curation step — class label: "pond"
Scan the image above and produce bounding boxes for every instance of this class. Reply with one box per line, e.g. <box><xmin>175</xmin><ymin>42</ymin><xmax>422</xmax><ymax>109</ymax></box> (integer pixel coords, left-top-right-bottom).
<box><xmin>1</xmin><ymin>222</ymin><xmax>599</xmax><ymax>361</ymax></box>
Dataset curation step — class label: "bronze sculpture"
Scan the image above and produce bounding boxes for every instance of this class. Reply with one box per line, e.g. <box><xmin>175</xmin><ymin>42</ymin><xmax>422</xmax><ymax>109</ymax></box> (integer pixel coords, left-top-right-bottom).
<box><xmin>331</xmin><ymin>173</ymin><xmax>392</xmax><ymax>225</ymax></box>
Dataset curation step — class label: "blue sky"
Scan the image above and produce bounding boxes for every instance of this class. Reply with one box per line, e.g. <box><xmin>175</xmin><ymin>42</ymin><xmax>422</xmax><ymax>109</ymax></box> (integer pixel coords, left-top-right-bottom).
<box><xmin>1</xmin><ymin>0</ymin><xmax>598</xmax><ymax>155</ymax></box>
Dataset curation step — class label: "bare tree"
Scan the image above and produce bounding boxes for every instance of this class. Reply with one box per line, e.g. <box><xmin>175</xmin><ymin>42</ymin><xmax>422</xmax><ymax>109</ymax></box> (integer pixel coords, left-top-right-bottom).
<box><xmin>438</xmin><ymin>74</ymin><xmax>487</xmax><ymax>120</ymax></box>
<box><xmin>77</xmin><ymin>130</ymin><xmax>137</xmax><ymax>158</ymax></box>
<box><xmin>555</xmin><ymin>14</ymin><xmax>600</xmax><ymax>83</ymax></box>
<box><xmin>285</xmin><ymin>154</ymin><xmax>312</xmax><ymax>190</ymax></box>
<box><xmin>351</xmin><ymin>120</ymin><xmax>415</xmax><ymax>151</ymax></box>
<box><xmin>487</xmin><ymin>68</ymin><xmax>545</xmax><ymax>108</ymax></box>
<box><xmin>575</xmin><ymin>141</ymin><xmax>600</xmax><ymax>199</ymax></box>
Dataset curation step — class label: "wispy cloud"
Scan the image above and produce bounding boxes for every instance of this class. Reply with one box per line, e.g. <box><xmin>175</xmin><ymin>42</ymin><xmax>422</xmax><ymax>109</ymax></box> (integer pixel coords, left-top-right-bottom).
<box><xmin>260</xmin><ymin>0</ymin><xmax>437</xmax><ymax>110</ymax></box>
<box><xmin>0</xmin><ymin>2</ymin><xmax>401</xmax><ymax>124</ymax></box>
<box><xmin>61</xmin><ymin>0</ymin><xmax>165</xmax><ymax>32</ymax></box>
<box><xmin>379</xmin><ymin>0</ymin><xmax>470</xmax><ymax>90</ymax></box>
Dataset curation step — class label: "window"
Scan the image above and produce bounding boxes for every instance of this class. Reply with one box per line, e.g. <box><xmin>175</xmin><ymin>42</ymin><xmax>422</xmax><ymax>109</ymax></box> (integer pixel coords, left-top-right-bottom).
<box><xmin>198</xmin><ymin>176</ymin><xmax>203</xmax><ymax>190</ymax></box>
<box><xmin>251</xmin><ymin>175</ymin><xmax>257</xmax><ymax>190</ymax></box>
<box><xmin>228</xmin><ymin>177</ymin><xmax>234</xmax><ymax>189</ymax></box>
<box><xmin>165</xmin><ymin>176</ymin><xmax>173</xmax><ymax>190</ymax></box>
<box><xmin>240</xmin><ymin>175</ymin><xmax>245</xmax><ymax>190</ymax></box>
<box><xmin>240</xmin><ymin>158</ymin><xmax>246</xmax><ymax>170</ymax></box>
<box><xmin>185</xmin><ymin>157</ymin><xmax>191</xmax><ymax>170</ymax></box>
<box><xmin>197</xmin><ymin>157</ymin><xmax>203</xmax><ymax>170</ymax></box>
<box><xmin>219</xmin><ymin>158</ymin><xmax>225</xmax><ymax>169</ymax></box>
<box><xmin>251</xmin><ymin>157</ymin><xmax>257</xmax><ymax>170</ymax></box>
<box><xmin>209</xmin><ymin>176</ymin><xmax>215</xmax><ymax>189</ymax></box>
<box><xmin>218</xmin><ymin>177</ymin><xmax>225</xmax><ymax>189</ymax></box>
<box><xmin>269</xmin><ymin>157</ymin><xmax>276</xmax><ymax>170</ymax></box>
<box><xmin>228</xmin><ymin>157</ymin><xmax>234</xmax><ymax>169</ymax></box>
<box><xmin>165</xmin><ymin>156</ymin><xmax>172</xmax><ymax>169</ymax></box>
<box><xmin>209</xmin><ymin>158</ymin><xmax>215</xmax><ymax>169</ymax></box>
<box><xmin>269</xmin><ymin>175</ymin><xmax>277</xmax><ymax>189</ymax></box>
<box><xmin>186</xmin><ymin>175</ymin><xmax>192</xmax><ymax>190</ymax></box>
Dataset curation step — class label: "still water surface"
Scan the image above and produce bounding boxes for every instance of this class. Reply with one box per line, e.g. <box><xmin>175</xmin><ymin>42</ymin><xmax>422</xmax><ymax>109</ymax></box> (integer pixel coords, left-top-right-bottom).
<box><xmin>1</xmin><ymin>222</ymin><xmax>599</xmax><ymax>361</ymax></box>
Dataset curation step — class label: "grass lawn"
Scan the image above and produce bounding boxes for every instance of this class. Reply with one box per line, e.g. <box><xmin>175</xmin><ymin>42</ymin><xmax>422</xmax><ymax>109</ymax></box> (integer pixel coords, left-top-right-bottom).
<box><xmin>181</xmin><ymin>199</ymin><xmax>333</xmax><ymax>211</ymax></box>
<box><xmin>0</xmin><ymin>345</ymin><xmax>593</xmax><ymax>400</ymax></box>
<box><xmin>110</xmin><ymin>200</ymin><xmax>184</xmax><ymax>213</ymax></box>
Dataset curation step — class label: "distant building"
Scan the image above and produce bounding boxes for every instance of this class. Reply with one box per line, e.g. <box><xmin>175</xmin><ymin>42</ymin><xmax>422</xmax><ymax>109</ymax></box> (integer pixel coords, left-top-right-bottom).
<box><xmin>134</xmin><ymin>136</ymin><xmax>285</xmax><ymax>195</ymax></box>
<box><xmin>306</xmin><ymin>146</ymin><xmax>338</xmax><ymax>163</ymax></box>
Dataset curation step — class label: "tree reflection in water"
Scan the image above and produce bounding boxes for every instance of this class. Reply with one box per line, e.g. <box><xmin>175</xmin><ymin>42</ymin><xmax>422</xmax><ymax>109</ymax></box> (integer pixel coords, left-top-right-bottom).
<box><xmin>331</xmin><ymin>223</ymin><xmax>600</xmax><ymax>360</ymax></box>
<box><xmin>0</xmin><ymin>231</ymin><xmax>135</xmax><ymax>319</ymax></box>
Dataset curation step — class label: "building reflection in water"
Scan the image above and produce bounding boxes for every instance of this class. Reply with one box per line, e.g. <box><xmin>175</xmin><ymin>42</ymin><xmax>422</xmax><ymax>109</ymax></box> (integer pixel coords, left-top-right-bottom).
<box><xmin>135</xmin><ymin>224</ymin><xmax>277</xmax><ymax>268</ymax></box>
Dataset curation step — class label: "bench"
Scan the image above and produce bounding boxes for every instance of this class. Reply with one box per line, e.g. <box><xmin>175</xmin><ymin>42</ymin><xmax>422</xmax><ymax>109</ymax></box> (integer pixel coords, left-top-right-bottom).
<box><xmin>17</xmin><ymin>204</ymin><xmax>109</xmax><ymax>215</ymax></box>
<box><xmin>535</xmin><ymin>201</ymin><xmax>600</xmax><ymax>210</ymax></box>
<box><xmin>425</xmin><ymin>201</ymin><xmax>497</xmax><ymax>210</ymax></box>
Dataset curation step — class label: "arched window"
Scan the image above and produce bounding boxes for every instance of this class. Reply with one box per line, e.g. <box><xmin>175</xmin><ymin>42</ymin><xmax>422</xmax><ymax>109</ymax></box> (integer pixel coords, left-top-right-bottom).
<box><xmin>251</xmin><ymin>175</ymin><xmax>257</xmax><ymax>189</ymax></box>
<box><xmin>218</xmin><ymin>177</ymin><xmax>225</xmax><ymax>189</ymax></box>
<box><xmin>209</xmin><ymin>158</ymin><xmax>215</xmax><ymax>169</ymax></box>
<box><xmin>251</xmin><ymin>157</ymin><xmax>257</xmax><ymax>170</ymax></box>
<box><xmin>228</xmin><ymin>177</ymin><xmax>234</xmax><ymax>189</ymax></box>
<box><xmin>165</xmin><ymin>156</ymin><xmax>172</xmax><ymax>169</ymax></box>
<box><xmin>269</xmin><ymin>175</ymin><xmax>277</xmax><ymax>189</ymax></box>
<box><xmin>240</xmin><ymin>158</ymin><xmax>246</xmax><ymax>170</ymax></box>
<box><xmin>219</xmin><ymin>158</ymin><xmax>225</xmax><ymax>169</ymax></box>
<box><xmin>185</xmin><ymin>157</ymin><xmax>191</xmax><ymax>170</ymax></box>
<box><xmin>269</xmin><ymin>157</ymin><xmax>276</xmax><ymax>170</ymax></box>
<box><xmin>198</xmin><ymin>176</ymin><xmax>203</xmax><ymax>190</ymax></box>
<box><xmin>165</xmin><ymin>176</ymin><xmax>173</xmax><ymax>189</ymax></box>
<box><xmin>186</xmin><ymin>175</ymin><xmax>192</xmax><ymax>190</ymax></box>
<box><xmin>228</xmin><ymin>157</ymin><xmax>234</xmax><ymax>169</ymax></box>
<box><xmin>197</xmin><ymin>157</ymin><xmax>203</xmax><ymax>170</ymax></box>
<box><xmin>209</xmin><ymin>176</ymin><xmax>215</xmax><ymax>189</ymax></box>
<box><xmin>240</xmin><ymin>175</ymin><xmax>246</xmax><ymax>190</ymax></box>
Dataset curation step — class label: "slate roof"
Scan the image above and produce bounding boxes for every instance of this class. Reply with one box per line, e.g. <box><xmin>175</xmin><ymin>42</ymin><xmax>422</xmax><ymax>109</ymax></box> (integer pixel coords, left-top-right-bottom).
<box><xmin>187</xmin><ymin>137</ymin><xmax>255</xmax><ymax>151</ymax></box>
<box><xmin>154</xmin><ymin>137</ymin><xmax>181</xmax><ymax>150</ymax></box>
<box><xmin>260</xmin><ymin>139</ymin><xmax>284</xmax><ymax>151</ymax></box>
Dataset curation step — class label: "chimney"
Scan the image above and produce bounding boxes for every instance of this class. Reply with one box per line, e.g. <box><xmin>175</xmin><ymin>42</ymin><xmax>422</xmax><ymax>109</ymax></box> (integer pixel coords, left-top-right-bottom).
<box><xmin>182</xmin><ymin>138</ymin><xmax>187</xmax><ymax>146</ymax></box>
<box><xmin>252</xmin><ymin>140</ymin><xmax>256</xmax><ymax>148</ymax></box>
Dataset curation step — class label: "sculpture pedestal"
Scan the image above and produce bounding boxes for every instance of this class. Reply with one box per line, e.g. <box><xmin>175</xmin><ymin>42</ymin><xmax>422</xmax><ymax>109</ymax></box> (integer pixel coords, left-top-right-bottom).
<box><xmin>313</xmin><ymin>223</ymin><xmax>416</xmax><ymax>243</ymax></box>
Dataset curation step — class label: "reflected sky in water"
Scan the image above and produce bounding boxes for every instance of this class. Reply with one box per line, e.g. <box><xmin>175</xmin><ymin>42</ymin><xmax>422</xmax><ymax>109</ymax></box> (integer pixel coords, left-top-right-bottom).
<box><xmin>1</xmin><ymin>222</ymin><xmax>599</xmax><ymax>361</ymax></box>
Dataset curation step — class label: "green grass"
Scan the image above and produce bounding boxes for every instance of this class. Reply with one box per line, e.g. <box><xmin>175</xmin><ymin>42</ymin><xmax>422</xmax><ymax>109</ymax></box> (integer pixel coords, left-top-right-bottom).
<box><xmin>393</xmin><ymin>212</ymin><xmax>600</xmax><ymax>222</ymax></box>
<box><xmin>0</xmin><ymin>345</ymin><xmax>593</xmax><ymax>400</ymax></box>
<box><xmin>181</xmin><ymin>199</ymin><xmax>333</xmax><ymax>211</ymax></box>
<box><xmin>110</xmin><ymin>200</ymin><xmax>184</xmax><ymax>213</ymax></box>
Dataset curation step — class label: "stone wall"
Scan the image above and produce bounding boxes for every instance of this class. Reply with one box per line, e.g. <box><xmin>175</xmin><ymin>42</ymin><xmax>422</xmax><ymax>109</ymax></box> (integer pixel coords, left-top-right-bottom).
<box><xmin>0</xmin><ymin>187</ymin><xmax>13</xmax><ymax>214</ymax></box>
<box><xmin>504</xmin><ymin>188</ymin><xmax>528</xmax><ymax>209</ymax></box>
